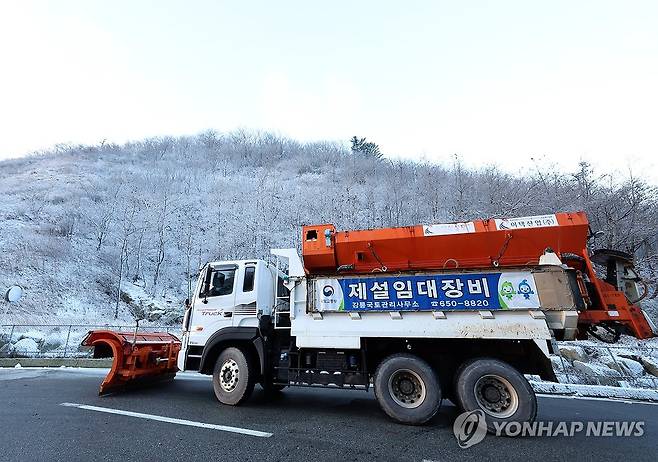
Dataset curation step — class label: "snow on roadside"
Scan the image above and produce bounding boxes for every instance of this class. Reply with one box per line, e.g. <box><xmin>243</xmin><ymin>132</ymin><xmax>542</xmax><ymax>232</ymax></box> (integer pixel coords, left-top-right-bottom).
<box><xmin>120</xmin><ymin>281</ymin><xmax>182</xmax><ymax>323</ymax></box>
<box><xmin>551</xmin><ymin>335</ymin><xmax>658</xmax><ymax>391</ymax></box>
<box><xmin>531</xmin><ymin>380</ymin><xmax>658</xmax><ymax>402</ymax></box>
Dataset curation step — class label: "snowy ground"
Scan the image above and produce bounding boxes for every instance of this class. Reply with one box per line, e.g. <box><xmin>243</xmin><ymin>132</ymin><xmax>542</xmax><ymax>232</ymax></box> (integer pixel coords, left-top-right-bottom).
<box><xmin>546</xmin><ymin>335</ymin><xmax>658</xmax><ymax>391</ymax></box>
<box><xmin>531</xmin><ymin>380</ymin><xmax>658</xmax><ymax>402</ymax></box>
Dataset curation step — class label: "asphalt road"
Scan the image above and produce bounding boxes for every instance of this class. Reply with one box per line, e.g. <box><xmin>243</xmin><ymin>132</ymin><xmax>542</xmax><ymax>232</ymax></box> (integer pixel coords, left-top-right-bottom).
<box><xmin>1</xmin><ymin>368</ymin><xmax>657</xmax><ymax>462</ymax></box>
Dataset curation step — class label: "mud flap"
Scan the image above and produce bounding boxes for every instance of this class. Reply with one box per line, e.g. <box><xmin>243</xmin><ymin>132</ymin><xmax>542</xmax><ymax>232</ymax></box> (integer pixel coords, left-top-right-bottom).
<box><xmin>81</xmin><ymin>330</ymin><xmax>181</xmax><ymax>395</ymax></box>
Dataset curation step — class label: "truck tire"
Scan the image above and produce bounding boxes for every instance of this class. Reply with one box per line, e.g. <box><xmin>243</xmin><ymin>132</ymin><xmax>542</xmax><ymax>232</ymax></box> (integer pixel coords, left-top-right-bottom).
<box><xmin>454</xmin><ymin>358</ymin><xmax>536</xmax><ymax>434</ymax></box>
<box><xmin>212</xmin><ymin>347</ymin><xmax>256</xmax><ymax>406</ymax></box>
<box><xmin>373</xmin><ymin>353</ymin><xmax>441</xmax><ymax>425</ymax></box>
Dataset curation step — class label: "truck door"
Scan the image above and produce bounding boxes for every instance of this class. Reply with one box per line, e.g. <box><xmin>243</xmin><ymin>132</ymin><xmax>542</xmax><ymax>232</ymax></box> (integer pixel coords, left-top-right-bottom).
<box><xmin>194</xmin><ymin>264</ymin><xmax>238</xmax><ymax>340</ymax></box>
<box><xmin>232</xmin><ymin>262</ymin><xmax>259</xmax><ymax>326</ymax></box>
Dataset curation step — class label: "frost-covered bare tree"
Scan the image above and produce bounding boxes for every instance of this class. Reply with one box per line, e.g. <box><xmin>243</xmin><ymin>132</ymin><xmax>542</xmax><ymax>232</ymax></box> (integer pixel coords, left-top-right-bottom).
<box><xmin>114</xmin><ymin>199</ymin><xmax>138</xmax><ymax>319</ymax></box>
<box><xmin>0</xmin><ymin>131</ymin><xmax>656</xmax><ymax>324</ymax></box>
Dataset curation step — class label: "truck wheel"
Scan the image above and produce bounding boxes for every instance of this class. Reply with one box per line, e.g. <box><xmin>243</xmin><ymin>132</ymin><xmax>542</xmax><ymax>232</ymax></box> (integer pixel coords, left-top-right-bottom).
<box><xmin>373</xmin><ymin>354</ymin><xmax>441</xmax><ymax>425</ymax></box>
<box><xmin>212</xmin><ymin>347</ymin><xmax>256</xmax><ymax>406</ymax></box>
<box><xmin>454</xmin><ymin>358</ymin><xmax>536</xmax><ymax>434</ymax></box>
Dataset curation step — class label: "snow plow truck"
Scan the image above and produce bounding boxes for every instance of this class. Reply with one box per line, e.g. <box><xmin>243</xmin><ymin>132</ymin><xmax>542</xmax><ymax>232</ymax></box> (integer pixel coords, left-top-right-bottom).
<box><xmin>82</xmin><ymin>211</ymin><xmax>655</xmax><ymax>430</ymax></box>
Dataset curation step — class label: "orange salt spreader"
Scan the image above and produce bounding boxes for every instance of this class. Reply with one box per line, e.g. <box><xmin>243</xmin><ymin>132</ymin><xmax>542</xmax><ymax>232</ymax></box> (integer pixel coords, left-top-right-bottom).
<box><xmin>302</xmin><ymin>211</ymin><xmax>655</xmax><ymax>341</ymax></box>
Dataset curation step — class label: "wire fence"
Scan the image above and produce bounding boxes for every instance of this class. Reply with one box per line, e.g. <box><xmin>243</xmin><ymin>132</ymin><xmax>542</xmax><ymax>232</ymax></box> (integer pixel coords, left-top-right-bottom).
<box><xmin>0</xmin><ymin>324</ymin><xmax>180</xmax><ymax>359</ymax></box>
<box><xmin>550</xmin><ymin>342</ymin><xmax>658</xmax><ymax>389</ymax></box>
<box><xmin>1</xmin><ymin>324</ymin><xmax>657</xmax><ymax>390</ymax></box>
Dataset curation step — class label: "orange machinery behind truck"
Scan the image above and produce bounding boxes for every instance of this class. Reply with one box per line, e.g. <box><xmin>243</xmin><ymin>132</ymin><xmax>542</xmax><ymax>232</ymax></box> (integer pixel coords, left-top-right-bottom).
<box><xmin>83</xmin><ymin>211</ymin><xmax>655</xmax><ymax>398</ymax></box>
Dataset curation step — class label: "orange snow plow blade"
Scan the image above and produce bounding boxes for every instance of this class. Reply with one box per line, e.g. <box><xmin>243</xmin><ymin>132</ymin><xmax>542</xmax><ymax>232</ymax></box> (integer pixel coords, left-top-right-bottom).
<box><xmin>81</xmin><ymin>330</ymin><xmax>181</xmax><ymax>395</ymax></box>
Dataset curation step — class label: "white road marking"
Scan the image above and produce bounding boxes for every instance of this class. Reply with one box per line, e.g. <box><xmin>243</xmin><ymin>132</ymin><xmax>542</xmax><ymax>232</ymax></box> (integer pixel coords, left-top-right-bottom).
<box><xmin>60</xmin><ymin>402</ymin><xmax>272</xmax><ymax>437</ymax></box>
<box><xmin>537</xmin><ymin>393</ymin><xmax>658</xmax><ymax>406</ymax></box>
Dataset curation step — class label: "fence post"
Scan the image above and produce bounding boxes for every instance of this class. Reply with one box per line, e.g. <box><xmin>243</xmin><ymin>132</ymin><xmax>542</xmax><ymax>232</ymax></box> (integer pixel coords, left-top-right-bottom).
<box><xmin>555</xmin><ymin>346</ymin><xmax>573</xmax><ymax>384</ymax></box>
<box><xmin>62</xmin><ymin>325</ymin><xmax>72</xmax><ymax>358</ymax></box>
<box><xmin>605</xmin><ymin>346</ymin><xmax>631</xmax><ymax>386</ymax></box>
<box><xmin>8</xmin><ymin>324</ymin><xmax>15</xmax><ymax>346</ymax></box>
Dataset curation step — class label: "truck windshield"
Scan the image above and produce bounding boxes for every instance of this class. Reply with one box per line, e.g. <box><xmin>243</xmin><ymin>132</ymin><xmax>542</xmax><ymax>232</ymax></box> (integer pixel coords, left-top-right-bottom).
<box><xmin>203</xmin><ymin>269</ymin><xmax>236</xmax><ymax>297</ymax></box>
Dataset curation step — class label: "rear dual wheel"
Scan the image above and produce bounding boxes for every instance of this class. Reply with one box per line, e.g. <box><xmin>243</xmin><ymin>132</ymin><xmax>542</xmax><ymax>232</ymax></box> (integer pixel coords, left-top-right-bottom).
<box><xmin>454</xmin><ymin>358</ymin><xmax>537</xmax><ymax>433</ymax></box>
<box><xmin>373</xmin><ymin>354</ymin><xmax>441</xmax><ymax>425</ymax></box>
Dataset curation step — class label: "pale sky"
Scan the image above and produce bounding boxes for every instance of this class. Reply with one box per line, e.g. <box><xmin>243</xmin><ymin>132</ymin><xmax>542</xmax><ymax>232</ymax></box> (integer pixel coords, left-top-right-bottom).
<box><xmin>1</xmin><ymin>1</ymin><xmax>657</xmax><ymax>182</ymax></box>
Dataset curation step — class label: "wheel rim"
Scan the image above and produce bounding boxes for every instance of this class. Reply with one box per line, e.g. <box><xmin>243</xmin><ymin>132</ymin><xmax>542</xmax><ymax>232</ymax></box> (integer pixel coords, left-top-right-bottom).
<box><xmin>388</xmin><ymin>368</ymin><xmax>426</xmax><ymax>408</ymax></box>
<box><xmin>473</xmin><ymin>374</ymin><xmax>519</xmax><ymax>418</ymax></box>
<box><xmin>219</xmin><ymin>359</ymin><xmax>240</xmax><ymax>392</ymax></box>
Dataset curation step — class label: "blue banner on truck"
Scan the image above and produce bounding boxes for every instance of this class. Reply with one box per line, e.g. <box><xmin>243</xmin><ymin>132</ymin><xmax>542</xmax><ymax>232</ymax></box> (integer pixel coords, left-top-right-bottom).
<box><xmin>313</xmin><ymin>271</ymin><xmax>540</xmax><ymax>312</ymax></box>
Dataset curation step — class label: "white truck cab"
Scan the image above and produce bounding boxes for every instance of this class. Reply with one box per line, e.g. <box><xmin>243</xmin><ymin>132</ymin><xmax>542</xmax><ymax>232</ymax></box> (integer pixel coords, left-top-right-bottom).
<box><xmin>178</xmin><ymin>259</ymin><xmax>278</xmax><ymax>371</ymax></box>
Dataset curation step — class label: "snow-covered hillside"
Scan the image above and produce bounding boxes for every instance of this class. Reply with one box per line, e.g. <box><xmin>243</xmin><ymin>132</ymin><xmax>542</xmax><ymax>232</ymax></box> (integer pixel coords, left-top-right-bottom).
<box><xmin>1</xmin><ymin>131</ymin><xmax>657</xmax><ymax>325</ymax></box>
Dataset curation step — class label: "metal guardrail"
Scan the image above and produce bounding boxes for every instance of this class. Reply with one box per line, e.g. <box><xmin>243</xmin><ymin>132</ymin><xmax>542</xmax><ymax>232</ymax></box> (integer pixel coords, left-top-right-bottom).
<box><xmin>0</xmin><ymin>324</ymin><xmax>180</xmax><ymax>359</ymax></box>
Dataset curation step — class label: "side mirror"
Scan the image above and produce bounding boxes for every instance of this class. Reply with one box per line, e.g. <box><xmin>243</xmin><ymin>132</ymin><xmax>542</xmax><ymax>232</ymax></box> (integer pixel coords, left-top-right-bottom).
<box><xmin>184</xmin><ymin>298</ymin><xmax>190</xmax><ymax>308</ymax></box>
